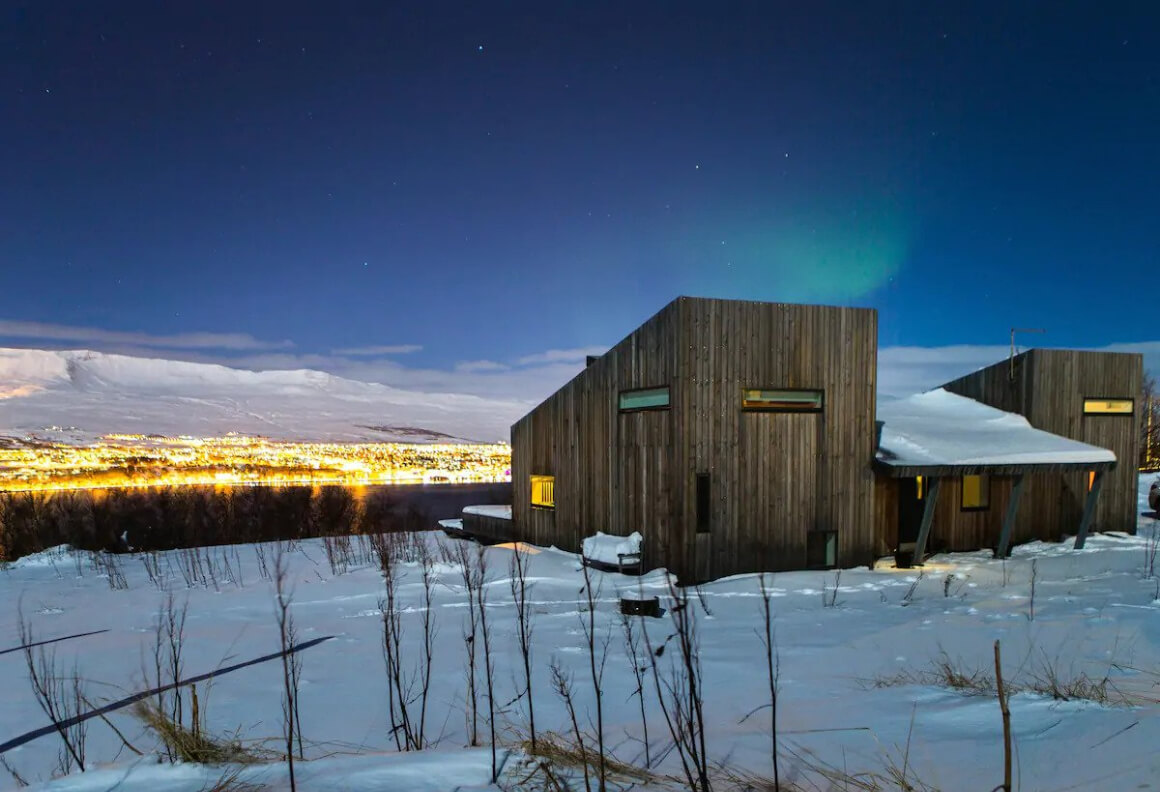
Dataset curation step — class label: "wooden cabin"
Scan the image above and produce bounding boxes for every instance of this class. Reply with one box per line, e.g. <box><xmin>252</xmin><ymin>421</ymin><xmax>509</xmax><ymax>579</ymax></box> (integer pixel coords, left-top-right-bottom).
<box><xmin>940</xmin><ymin>349</ymin><xmax>1142</xmax><ymax>540</ymax></box>
<box><xmin>490</xmin><ymin>297</ymin><xmax>1142</xmax><ymax>582</ymax></box>
<box><xmin>510</xmin><ymin>296</ymin><xmax>878</xmax><ymax>582</ymax></box>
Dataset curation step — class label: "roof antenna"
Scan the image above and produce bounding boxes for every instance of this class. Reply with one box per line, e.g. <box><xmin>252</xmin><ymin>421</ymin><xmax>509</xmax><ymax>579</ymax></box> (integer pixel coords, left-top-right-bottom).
<box><xmin>1009</xmin><ymin>327</ymin><xmax>1046</xmax><ymax>381</ymax></box>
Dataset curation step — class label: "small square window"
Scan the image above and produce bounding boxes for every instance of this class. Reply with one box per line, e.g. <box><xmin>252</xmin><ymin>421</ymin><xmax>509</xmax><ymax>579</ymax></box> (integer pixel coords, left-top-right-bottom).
<box><xmin>742</xmin><ymin>388</ymin><xmax>823</xmax><ymax>412</ymax></box>
<box><xmin>961</xmin><ymin>474</ymin><xmax>990</xmax><ymax>510</ymax></box>
<box><xmin>531</xmin><ymin>475</ymin><xmax>555</xmax><ymax>508</ymax></box>
<box><xmin>807</xmin><ymin>531</ymin><xmax>837</xmax><ymax>569</ymax></box>
<box><xmin>619</xmin><ymin>386</ymin><xmax>670</xmax><ymax>411</ymax></box>
<box><xmin>1083</xmin><ymin>398</ymin><xmax>1133</xmax><ymax>416</ymax></box>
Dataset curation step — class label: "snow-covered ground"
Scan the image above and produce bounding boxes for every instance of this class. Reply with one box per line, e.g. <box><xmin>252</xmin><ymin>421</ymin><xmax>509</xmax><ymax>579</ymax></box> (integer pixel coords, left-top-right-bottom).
<box><xmin>2</xmin><ymin>478</ymin><xmax>1160</xmax><ymax>791</ymax></box>
<box><xmin>0</xmin><ymin>348</ymin><xmax>528</xmax><ymax>444</ymax></box>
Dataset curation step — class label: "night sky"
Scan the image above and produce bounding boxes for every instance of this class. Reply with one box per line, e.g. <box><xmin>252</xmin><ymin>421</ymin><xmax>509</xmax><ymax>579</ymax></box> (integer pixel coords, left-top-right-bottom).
<box><xmin>3</xmin><ymin>3</ymin><xmax>1157</xmax><ymax>398</ymax></box>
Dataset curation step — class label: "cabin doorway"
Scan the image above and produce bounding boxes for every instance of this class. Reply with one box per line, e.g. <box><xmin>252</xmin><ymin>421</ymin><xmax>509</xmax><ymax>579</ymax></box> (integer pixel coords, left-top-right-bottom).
<box><xmin>897</xmin><ymin>477</ymin><xmax>926</xmax><ymax>548</ymax></box>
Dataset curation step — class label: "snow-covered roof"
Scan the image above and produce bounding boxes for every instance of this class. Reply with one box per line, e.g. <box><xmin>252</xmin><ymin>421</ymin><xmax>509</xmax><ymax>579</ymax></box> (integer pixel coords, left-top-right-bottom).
<box><xmin>462</xmin><ymin>504</ymin><xmax>512</xmax><ymax>520</ymax></box>
<box><xmin>876</xmin><ymin>389</ymin><xmax>1116</xmax><ymax>473</ymax></box>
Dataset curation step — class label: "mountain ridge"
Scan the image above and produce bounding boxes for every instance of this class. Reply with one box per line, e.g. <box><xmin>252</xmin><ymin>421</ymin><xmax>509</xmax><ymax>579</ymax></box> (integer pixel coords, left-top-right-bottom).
<box><xmin>0</xmin><ymin>347</ymin><xmax>525</xmax><ymax>444</ymax></box>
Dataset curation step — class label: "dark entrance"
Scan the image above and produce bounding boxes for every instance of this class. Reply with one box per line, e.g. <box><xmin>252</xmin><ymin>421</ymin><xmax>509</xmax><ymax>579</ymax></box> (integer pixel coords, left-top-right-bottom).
<box><xmin>897</xmin><ymin>477</ymin><xmax>926</xmax><ymax>547</ymax></box>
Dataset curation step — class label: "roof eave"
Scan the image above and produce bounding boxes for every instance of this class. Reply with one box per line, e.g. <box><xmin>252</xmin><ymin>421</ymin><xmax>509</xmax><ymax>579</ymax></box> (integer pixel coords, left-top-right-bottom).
<box><xmin>873</xmin><ymin>458</ymin><xmax>1117</xmax><ymax>478</ymax></box>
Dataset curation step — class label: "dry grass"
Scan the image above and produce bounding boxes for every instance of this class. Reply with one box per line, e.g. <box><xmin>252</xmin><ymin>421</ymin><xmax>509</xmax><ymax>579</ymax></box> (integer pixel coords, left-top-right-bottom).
<box><xmin>506</xmin><ymin>731</ymin><xmax>663</xmax><ymax>791</ymax></box>
<box><xmin>133</xmin><ymin>700</ymin><xmax>277</xmax><ymax>765</ymax></box>
<box><xmin>869</xmin><ymin>651</ymin><xmax>996</xmax><ymax>697</ymax></box>
<box><xmin>712</xmin><ymin>764</ymin><xmax>814</xmax><ymax>791</ymax></box>
<box><xmin>783</xmin><ymin>742</ymin><xmax>942</xmax><ymax>792</ymax></box>
<box><xmin>869</xmin><ymin>650</ymin><xmax>1136</xmax><ymax>706</ymax></box>
<box><xmin>198</xmin><ymin>766</ymin><xmax>267</xmax><ymax>792</ymax></box>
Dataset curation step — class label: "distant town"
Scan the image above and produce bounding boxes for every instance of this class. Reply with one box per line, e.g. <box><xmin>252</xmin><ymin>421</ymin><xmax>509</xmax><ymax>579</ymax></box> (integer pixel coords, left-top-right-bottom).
<box><xmin>0</xmin><ymin>433</ymin><xmax>512</xmax><ymax>492</ymax></box>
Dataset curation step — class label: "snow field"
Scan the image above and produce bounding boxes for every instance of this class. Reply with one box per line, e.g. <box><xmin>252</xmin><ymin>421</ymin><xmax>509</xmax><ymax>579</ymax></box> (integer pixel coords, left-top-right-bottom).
<box><xmin>0</xmin><ymin>478</ymin><xmax>1158</xmax><ymax>790</ymax></box>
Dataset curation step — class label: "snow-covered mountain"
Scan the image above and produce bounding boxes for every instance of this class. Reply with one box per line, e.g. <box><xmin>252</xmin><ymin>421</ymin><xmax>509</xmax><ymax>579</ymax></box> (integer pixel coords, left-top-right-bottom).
<box><xmin>0</xmin><ymin>348</ymin><xmax>528</xmax><ymax>444</ymax></box>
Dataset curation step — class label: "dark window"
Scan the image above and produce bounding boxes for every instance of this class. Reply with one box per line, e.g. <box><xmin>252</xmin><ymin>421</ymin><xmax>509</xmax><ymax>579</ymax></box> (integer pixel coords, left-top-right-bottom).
<box><xmin>807</xmin><ymin>531</ymin><xmax>838</xmax><ymax>569</ymax></box>
<box><xmin>619</xmin><ymin>386</ymin><xmax>670</xmax><ymax>411</ymax></box>
<box><xmin>695</xmin><ymin>473</ymin><xmax>711</xmax><ymax>534</ymax></box>
<box><xmin>1083</xmin><ymin>398</ymin><xmax>1133</xmax><ymax>416</ymax></box>
<box><xmin>742</xmin><ymin>388</ymin><xmax>823</xmax><ymax>412</ymax></box>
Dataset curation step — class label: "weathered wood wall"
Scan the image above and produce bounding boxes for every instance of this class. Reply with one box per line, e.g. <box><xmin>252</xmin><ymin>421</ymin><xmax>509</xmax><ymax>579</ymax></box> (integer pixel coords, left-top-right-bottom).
<box><xmin>676</xmin><ymin>299</ymin><xmax>878</xmax><ymax>578</ymax></box>
<box><xmin>510</xmin><ymin>297</ymin><xmax>878</xmax><ymax>582</ymax></box>
<box><xmin>941</xmin><ymin>349</ymin><xmax>1142</xmax><ymax>540</ymax></box>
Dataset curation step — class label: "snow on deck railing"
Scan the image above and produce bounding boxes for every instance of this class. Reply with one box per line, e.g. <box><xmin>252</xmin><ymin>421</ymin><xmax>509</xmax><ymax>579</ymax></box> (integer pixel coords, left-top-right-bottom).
<box><xmin>462</xmin><ymin>504</ymin><xmax>512</xmax><ymax>520</ymax></box>
<box><xmin>581</xmin><ymin>531</ymin><xmax>643</xmax><ymax>567</ymax></box>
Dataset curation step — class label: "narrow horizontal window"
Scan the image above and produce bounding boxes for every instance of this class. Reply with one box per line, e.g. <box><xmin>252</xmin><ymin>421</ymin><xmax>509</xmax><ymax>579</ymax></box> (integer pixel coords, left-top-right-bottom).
<box><xmin>530</xmin><ymin>474</ymin><xmax>555</xmax><ymax>508</ymax></box>
<box><xmin>961</xmin><ymin>474</ymin><xmax>990</xmax><ymax>510</ymax></box>
<box><xmin>1083</xmin><ymin>398</ymin><xmax>1133</xmax><ymax>415</ymax></box>
<box><xmin>742</xmin><ymin>388</ymin><xmax>823</xmax><ymax>412</ymax></box>
<box><xmin>619</xmin><ymin>386</ymin><xmax>670</xmax><ymax>411</ymax></box>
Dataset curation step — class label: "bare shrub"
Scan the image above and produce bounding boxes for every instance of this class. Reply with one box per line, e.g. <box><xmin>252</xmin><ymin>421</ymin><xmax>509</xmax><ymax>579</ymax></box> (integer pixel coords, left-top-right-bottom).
<box><xmin>620</xmin><ymin>609</ymin><xmax>651</xmax><ymax>768</ymax></box>
<box><xmin>1144</xmin><ymin>519</ymin><xmax>1159</xmax><ymax>579</ymax></box>
<box><xmin>141</xmin><ymin>551</ymin><xmax>165</xmax><ymax>590</ymax></box>
<box><xmin>273</xmin><ymin>548</ymin><xmax>302</xmax><ymax>791</ymax></box>
<box><xmin>576</xmin><ymin>559</ymin><xmax>612</xmax><ymax>791</ymax></box>
<box><xmin>510</xmin><ymin>545</ymin><xmax>537</xmax><ymax>751</ymax></box>
<box><xmin>145</xmin><ymin>591</ymin><xmax>192</xmax><ymax>757</ymax></box>
<box><xmin>96</xmin><ymin>551</ymin><xmax>128</xmax><ymax>590</ymax></box>
<box><xmin>757</xmin><ymin>573</ymin><xmax>780</xmax><ymax>789</ymax></box>
<box><xmin>442</xmin><ymin>538</ymin><xmax>483</xmax><ymax>746</ymax></box>
<box><xmin>548</xmin><ymin>659</ymin><xmax>590</xmax><ymax>792</ymax></box>
<box><xmin>476</xmin><ymin>543</ymin><xmax>499</xmax><ymax>783</ymax></box>
<box><xmin>1028</xmin><ymin>559</ymin><xmax>1038</xmax><ymax>622</ymax></box>
<box><xmin>822</xmin><ymin>570</ymin><xmax>842</xmax><ymax>608</ymax></box>
<box><xmin>377</xmin><ymin>533</ymin><xmax>438</xmax><ymax>751</ymax></box>
<box><xmin>641</xmin><ymin>579</ymin><xmax>712</xmax><ymax>792</ymax></box>
<box><xmin>900</xmin><ymin>572</ymin><xmax>924</xmax><ymax>606</ymax></box>
<box><xmin>415</xmin><ymin>539</ymin><xmax>438</xmax><ymax>748</ymax></box>
<box><xmin>18</xmin><ymin>604</ymin><xmax>87</xmax><ymax>773</ymax></box>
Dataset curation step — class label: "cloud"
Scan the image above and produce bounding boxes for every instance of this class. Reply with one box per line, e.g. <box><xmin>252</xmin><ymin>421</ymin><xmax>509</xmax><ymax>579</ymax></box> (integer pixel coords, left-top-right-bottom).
<box><xmin>515</xmin><ymin>346</ymin><xmax>610</xmax><ymax>366</ymax></box>
<box><xmin>455</xmin><ymin>360</ymin><xmax>511</xmax><ymax>373</ymax></box>
<box><xmin>329</xmin><ymin>344</ymin><xmax>423</xmax><ymax>356</ymax></box>
<box><xmin>0</xmin><ymin>320</ymin><xmax>292</xmax><ymax>351</ymax></box>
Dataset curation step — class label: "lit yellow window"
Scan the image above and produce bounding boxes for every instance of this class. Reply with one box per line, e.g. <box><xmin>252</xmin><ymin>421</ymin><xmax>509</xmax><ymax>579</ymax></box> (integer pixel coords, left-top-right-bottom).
<box><xmin>1088</xmin><ymin>471</ymin><xmax>1095</xmax><ymax>491</ymax></box>
<box><xmin>1083</xmin><ymin>398</ymin><xmax>1133</xmax><ymax>415</ymax></box>
<box><xmin>961</xmin><ymin>474</ymin><xmax>990</xmax><ymax>509</ymax></box>
<box><xmin>531</xmin><ymin>475</ymin><xmax>555</xmax><ymax>508</ymax></box>
<box><xmin>742</xmin><ymin>388</ymin><xmax>823</xmax><ymax>412</ymax></box>
<box><xmin>916</xmin><ymin>475</ymin><xmax>924</xmax><ymax>500</ymax></box>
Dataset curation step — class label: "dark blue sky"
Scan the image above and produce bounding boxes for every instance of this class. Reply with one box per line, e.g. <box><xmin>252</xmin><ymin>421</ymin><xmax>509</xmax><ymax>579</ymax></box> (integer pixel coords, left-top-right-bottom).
<box><xmin>2</xmin><ymin>2</ymin><xmax>1157</xmax><ymax>382</ymax></box>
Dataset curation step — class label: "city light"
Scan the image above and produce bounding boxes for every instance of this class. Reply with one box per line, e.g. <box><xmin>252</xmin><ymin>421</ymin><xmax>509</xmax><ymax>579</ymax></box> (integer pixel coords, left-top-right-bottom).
<box><xmin>0</xmin><ymin>435</ymin><xmax>512</xmax><ymax>492</ymax></box>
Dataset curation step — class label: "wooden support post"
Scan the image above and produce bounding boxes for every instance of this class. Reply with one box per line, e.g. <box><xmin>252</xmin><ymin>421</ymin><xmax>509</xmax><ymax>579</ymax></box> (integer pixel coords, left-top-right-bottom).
<box><xmin>1073</xmin><ymin>470</ymin><xmax>1105</xmax><ymax>550</ymax></box>
<box><xmin>912</xmin><ymin>476</ymin><xmax>941</xmax><ymax>565</ymax></box>
<box><xmin>994</xmin><ymin>474</ymin><xmax>1025</xmax><ymax>559</ymax></box>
